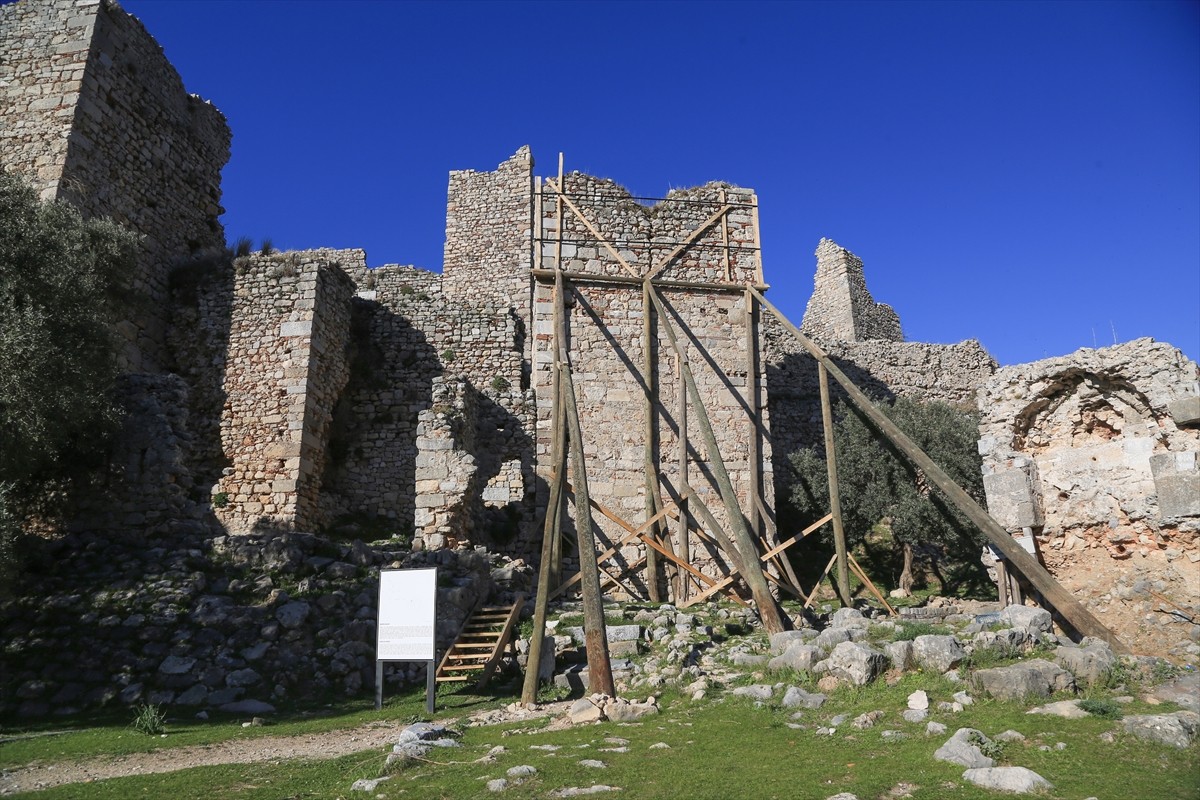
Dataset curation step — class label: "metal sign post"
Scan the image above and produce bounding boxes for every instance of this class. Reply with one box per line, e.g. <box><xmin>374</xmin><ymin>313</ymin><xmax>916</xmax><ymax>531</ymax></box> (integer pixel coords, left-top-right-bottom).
<box><xmin>375</xmin><ymin>567</ymin><xmax>438</xmax><ymax>714</ymax></box>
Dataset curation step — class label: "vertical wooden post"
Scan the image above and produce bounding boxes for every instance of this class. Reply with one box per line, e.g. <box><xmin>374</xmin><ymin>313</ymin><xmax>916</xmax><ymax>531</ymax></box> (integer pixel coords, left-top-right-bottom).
<box><xmin>645</xmin><ymin>285</ymin><xmax>788</xmax><ymax>634</ymax></box>
<box><xmin>744</xmin><ymin>288</ymin><xmax>762</xmax><ymax>541</ymax></box>
<box><xmin>674</xmin><ymin>352</ymin><xmax>690</xmax><ymax>602</ymax></box>
<box><xmin>720</xmin><ymin>188</ymin><xmax>731</xmax><ymax>282</ymax></box>
<box><xmin>642</xmin><ymin>281</ymin><xmax>661</xmax><ymax>602</ymax></box>
<box><xmin>818</xmin><ymin>362</ymin><xmax>853</xmax><ymax>607</ymax></box>
<box><xmin>558</xmin><ymin>273</ymin><xmax>615</xmax><ymax>697</ymax></box>
<box><xmin>548</xmin><ymin>153</ymin><xmax>566</xmax><ymax>587</ymax></box>
<box><xmin>750</xmin><ymin>193</ymin><xmax>765</xmax><ymax>286</ymax></box>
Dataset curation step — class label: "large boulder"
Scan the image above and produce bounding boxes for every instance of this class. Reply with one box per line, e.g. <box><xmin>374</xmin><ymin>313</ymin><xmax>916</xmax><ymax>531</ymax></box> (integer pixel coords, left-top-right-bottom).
<box><xmin>1121</xmin><ymin>711</ymin><xmax>1200</xmax><ymax>749</ymax></box>
<box><xmin>973</xmin><ymin>659</ymin><xmax>1075</xmax><ymax>701</ymax></box>
<box><xmin>962</xmin><ymin>766</ymin><xmax>1053</xmax><ymax>793</ymax></box>
<box><xmin>781</xmin><ymin>686</ymin><xmax>827</xmax><ymax>710</ymax></box>
<box><xmin>999</xmin><ymin>604</ymin><xmax>1052</xmax><ymax>633</ymax></box>
<box><xmin>934</xmin><ymin>728</ymin><xmax>996</xmax><ymax>769</ymax></box>
<box><xmin>912</xmin><ymin>635</ymin><xmax>966</xmax><ymax>673</ymax></box>
<box><xmin>1054</xmin><ymin>640</ymin><xmax>1116</xmax><ymax>686</ymax></box>
<box><xmin>768</xmin><ymin>644</ymin><xmax>822</xmax><ymax>673</ymax></box>
<box><xmin>769</xmin><ymin>630</ymin><xmax>817</xmax><ymax>654</ymax></box>
<box><xmin>821</xmin><ymin>641</ymin><xmax>887</xmax><ymax>687</ymax></box>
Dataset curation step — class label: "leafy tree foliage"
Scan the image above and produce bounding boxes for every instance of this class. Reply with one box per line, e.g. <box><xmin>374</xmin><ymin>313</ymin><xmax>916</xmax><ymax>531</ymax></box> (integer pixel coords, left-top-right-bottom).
<box><xmin>788</xmin><ymin>396</ymin><xmax>986</xmax><ymax>594</ymax></box>
<box><xmin>0</xmin><ymin>171</ymin><xmax>139</xmax><ymax>583</ymax></box>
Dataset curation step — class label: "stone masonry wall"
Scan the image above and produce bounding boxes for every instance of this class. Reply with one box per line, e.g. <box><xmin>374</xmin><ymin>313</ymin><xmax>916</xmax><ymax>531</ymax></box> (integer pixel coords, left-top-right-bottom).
<box><xmin>975</xmin><ymin>338</ymin><xmax>1200</xmax><ymax>657</ymax></box>
<box><xmin>320</xmin><ymin>264</ymin><xmax>535</xmax><ymax>552</ymax></box>
<box><xmin>1</xmin><ymin>0</ymin><xmax>231</xmax><ymax>372</ymax></box>
<box><xmin>765</xmin><ymin>328</ymin><xmax>997</xmax><ymax>482</ymax></box>
<box><xmin>214</xmin><ymin>251</ymin><xmax>353</xmax><ymax>533</ymax></box>
<box><xmin>800</xmin><ymin>238</ymin><xmax>902</xmax><ymax>345</ymax></box>
<box><xmin>442</xmin><ymin>146</ymin><xmax>536</xmax><ymax>346</ymax></box>
<box><xmin>531</xmin><ymin>177</ymin><xmax>773</xmax><ymax>592</ymax></box>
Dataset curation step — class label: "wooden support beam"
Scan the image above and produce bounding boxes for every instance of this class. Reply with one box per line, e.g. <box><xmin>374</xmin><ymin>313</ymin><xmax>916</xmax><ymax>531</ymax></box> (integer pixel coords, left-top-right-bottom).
<box><xmin>642</xmin><ymin>280</ymin><xmax>661</xmax><ymax>602</ymax></box>
<box><xmin>680</xmin><ymin>514</ymin><xmax>829</xmax><ymax>608</ymax></box>
<box><xmin>805</xmin><ymin>554</ymin><xmax>838</xmax><ymax>608</ymax></box>
<box><xmin>645</xmin><ymin>284</ymin><xmax>788</xmax><ymax>634</ymax></box>
<box><xmin>819</xmin><ymin>362</ymin><xmax>853</xmax><ymax>608</ymax></box>
<box><xmin>550</xmin><ymin>499</ymin><xmax>673</xmax><ymax>599</ymax></box>
<box><xmin>531</xmin><ymin>268</ymin><xmax>768</xmax><ymax>294</ymax></box>
<box><xmin>558</xmin><ymin>273</ymin><xmax>616</xmax><ymax>696</ymax></box>
<box><xmin>756</xmin><ymin>495</ymin><xmax>804</xmax><ymax>591</ymax></box>
<box><xmin>544</xmin><ymin>178</ymin><xmax>641</xmax><ymax>277</ymax></box>
<box><xmin>645</xmin><ymin>204</ymin><xmax>734</xmax><ymax>280</ymax></box>
<box><xmin>750</xmin><ymin>286</ymin><xmax>1129</xmax><ymax>653</ymax></box>
<box><xmin>720</xmin><ymin>188</ymin><xmax>731</xmax><ymax>282</ymax></box>
<box><xmin>675</xmin><ymin>354</ymin><xmax>690</xmax><ymax>602</ymax></box>
<box><xmin>847</xmin><ymin>553</ymin><xmax>897</xmax><ymax>617</ymax></box>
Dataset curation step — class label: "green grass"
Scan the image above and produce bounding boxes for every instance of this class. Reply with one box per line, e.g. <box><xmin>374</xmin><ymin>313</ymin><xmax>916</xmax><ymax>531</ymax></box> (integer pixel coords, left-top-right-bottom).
<box><xmin>5</xmin><ymin>674</ymin><xmax>1197</xmax><ymax>800</ymax></box>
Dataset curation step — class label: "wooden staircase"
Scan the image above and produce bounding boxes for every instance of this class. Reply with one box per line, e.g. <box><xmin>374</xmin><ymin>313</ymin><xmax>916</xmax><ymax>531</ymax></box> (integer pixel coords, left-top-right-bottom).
<box><xmin>434</xmin><ymin>593</ymin><xmax>526</xmax><ymax>690</ymax></box>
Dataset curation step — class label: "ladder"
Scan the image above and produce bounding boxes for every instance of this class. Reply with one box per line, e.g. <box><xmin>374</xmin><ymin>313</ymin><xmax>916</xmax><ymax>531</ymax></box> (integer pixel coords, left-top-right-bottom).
<box><xmin>434</xmin><ymin>593</ymin><xmax>527</xmax><ymax>690</ymax></box>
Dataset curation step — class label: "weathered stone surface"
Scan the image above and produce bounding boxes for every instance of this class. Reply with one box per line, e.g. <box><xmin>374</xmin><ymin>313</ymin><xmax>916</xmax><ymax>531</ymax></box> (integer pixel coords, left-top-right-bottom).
<box><xmin>781</xmin><ymin>686</ymin><xmax>827</xmax><ymax>710</ymax></box>
<box><xmin>768</xmin><ymin>645</ymin><xmax>822</xmax><ymax>673</ymax></box>
<box><xmin>769</xmin><ymin>630</ymin><xmax>816</xmax><ymax>654</ymax></box>
<box><xmin>1121</xmin><ymin>711</ymin><xmax>1200</xmax><ymax>749</ymax></box>
<box><xmin>732</xmin><ymin>684</ymin><xmax>775</xmax><ymax>701</ymax></box>
<box><xmin>934</xmin><ymin>728</ymin><xmax>996</xmax><ymax>769</ymax></box>
<box><xmin>962</xmin><ymin>766</ymin><xmax>1052</xmax><ymax>793</ymax></box>
<box><xmin>1027</xmin><ymin>700</ymin><xmax>1089</xmax><ymax>719</ymax></box>
<box><xmin>821</xmin><ymin>641</ymin><xmax>887</xmax><ymax>687</ymax></box>
<box><xmin>998</xmin><ymin>605</ymin><xmax>1052</xmax><ymax>634</ymax></box>
<box><xmin>1150</xmin><ymin>451</ymin><xmax>1200</xmax><ymax>518</ymax></box>
<box><xmin>973</xmin><ymin>659</ymin><xmax>1075</xmax><ymax>701</ymax></box>
<box><xmin>885</xmin><ymin>640</ymin><xmax>914</xmax><ymax>671</ymax></box>
<box><xmin>1054</xmin><ymin>641</ymin><xmax>1116</xmax><ymax>686</ymax></box>
<box><xmin>912</xmin><ymin>635</ymin><xmax>966</xmax><ymax>673</ymax></box>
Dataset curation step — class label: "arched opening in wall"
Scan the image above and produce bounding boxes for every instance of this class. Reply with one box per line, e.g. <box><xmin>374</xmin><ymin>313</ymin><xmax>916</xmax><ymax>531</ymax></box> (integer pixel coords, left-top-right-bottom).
<box><xmin>1011</xmin><ymin>369</ymin><xmax>1160</xmax><ymax>454</ymax></box>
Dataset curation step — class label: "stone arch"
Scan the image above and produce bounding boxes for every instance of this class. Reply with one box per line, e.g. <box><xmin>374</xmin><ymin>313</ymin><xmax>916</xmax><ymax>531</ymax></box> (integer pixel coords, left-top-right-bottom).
<box><xmin>1011</xmin><ymin>368</ymin><xmax>1161</xmax><ymax>454</ymax></box>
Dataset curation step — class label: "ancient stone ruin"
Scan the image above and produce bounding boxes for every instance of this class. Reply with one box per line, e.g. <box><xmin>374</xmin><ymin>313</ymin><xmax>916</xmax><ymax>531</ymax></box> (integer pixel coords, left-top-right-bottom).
<box><xmin>1</xmin><ymin>0</ymin><xmax>1197</xmax><ymax>716</ymax></box>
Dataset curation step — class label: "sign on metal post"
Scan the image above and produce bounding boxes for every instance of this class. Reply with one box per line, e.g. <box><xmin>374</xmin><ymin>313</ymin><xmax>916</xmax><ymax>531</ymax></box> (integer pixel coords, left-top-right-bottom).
<box><xmin>375</xmin><ymin>567</ymin><xmax>438</xmax><ymax>713</ymax></box>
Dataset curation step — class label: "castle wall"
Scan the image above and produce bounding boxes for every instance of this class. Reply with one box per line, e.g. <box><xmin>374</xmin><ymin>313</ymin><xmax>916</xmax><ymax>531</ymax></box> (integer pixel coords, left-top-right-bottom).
<box><xmin>0</xmin><ymin>0</ymin><xmax>231</xmax><ymax>372</ymax></box>
<box><xmin>800</xmin><ymin>238</ymin><xmax>902</xmax><ymax>345</ymax></box>
<box><xmin>214</xmin><ymin>250</ymin><xmax>353</xmax><ymax>533</ymax></box>
<box><xmin>532</xmin><ymin>178</ymin><xmax>773</xmax><ymax>590</ymax></box>
<box><xmin>442</xmin><ymin>147</ymin><xmax>535</xmax><ymax>346</ymax></box>
<box><xmin>976</xmin><ymin>338</ymin><xmax>1200</xmax><ymax>658</ymax></box>
<box><xmin>319</xmin><ymin>264</ymin><xmax>535</xmax><ymax>551</ymax></box>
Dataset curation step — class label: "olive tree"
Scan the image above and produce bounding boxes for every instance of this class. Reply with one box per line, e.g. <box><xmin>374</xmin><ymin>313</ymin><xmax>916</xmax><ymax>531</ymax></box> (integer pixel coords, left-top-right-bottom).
<box><xmin>0</xmin><ymin>170</ymin><xmax>138</xmax><ymax>586</ymax></box>
<box><xmin>788</xmin><ymin>396</ymin><xmax>986</xmax><ymax>595</ymax></box>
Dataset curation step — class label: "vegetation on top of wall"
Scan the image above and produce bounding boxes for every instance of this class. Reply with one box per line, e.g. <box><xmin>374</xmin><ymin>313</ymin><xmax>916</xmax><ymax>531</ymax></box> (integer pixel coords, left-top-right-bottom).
<box><xmin>0</xmin><ymin>171</ymin><xmax>139</xmax><ymax>592</ymax></box>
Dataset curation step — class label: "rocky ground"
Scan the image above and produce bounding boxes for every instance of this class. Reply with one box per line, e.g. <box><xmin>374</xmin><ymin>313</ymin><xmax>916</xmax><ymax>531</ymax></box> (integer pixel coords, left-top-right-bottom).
<box><xmin>3</xmin><ymin>596</ymin><xmax>1197</xmax><ymax>796</ymax></box>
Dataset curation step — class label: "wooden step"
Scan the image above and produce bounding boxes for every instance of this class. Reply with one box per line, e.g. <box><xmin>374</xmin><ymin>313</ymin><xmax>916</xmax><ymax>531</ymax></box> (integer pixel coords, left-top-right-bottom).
<box><xmin>434</xmin><ymin>593</ymin><xmax>527</xmax><ymax>688</ymax></box>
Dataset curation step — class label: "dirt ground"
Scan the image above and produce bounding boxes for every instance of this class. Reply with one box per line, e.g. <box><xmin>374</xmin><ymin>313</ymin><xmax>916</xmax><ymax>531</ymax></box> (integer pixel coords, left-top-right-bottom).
<box><xmin>0</xmin><ymin>702</ymin><xmax>568</xmax><ymax>795</ymax></box>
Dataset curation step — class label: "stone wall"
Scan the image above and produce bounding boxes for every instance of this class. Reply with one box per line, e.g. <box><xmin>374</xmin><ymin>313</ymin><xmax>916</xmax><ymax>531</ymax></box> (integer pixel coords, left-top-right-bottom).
<box><xmin>319</xmin><ymin>263</ymin><xmax>535</xmax><ymax>551</ymax></box>
<box><xmin>976</xmin><ymin>338</ymin><xmax>1200</xmax><ymax>657</ymax></box>
<box><xmin>531</xmin><ymin>177</ymin><xmax>773</xmax><ymax>592</ymax></box>
<box><xmin>800</xmin><ymin>238</ymin><xmax>902</xmax><ymax>345</ymax></box>
<box><xmin>442</xmin><ymin>147</ymin><xmax>536</xmax><ymax>344</ymax></box>
<box><xmin>1</xmin><ymin>0</ymin><xmax>231</xmax><ymax>372</ymax></box>
<box><xmin>214</xmin><ymin>251</ymin><xmax>353</xmax><ymax>533</ymax></box>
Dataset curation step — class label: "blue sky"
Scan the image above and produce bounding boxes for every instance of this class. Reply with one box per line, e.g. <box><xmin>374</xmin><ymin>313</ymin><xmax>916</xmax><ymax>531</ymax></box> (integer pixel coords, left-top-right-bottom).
<box><xmin>123</xmin><ymin>0</ymin><xmax>1198</xmax><ymax>366</ymax></box>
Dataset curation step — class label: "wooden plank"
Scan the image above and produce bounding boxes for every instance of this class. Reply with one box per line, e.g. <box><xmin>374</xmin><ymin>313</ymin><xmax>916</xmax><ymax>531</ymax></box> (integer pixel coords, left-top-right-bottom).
<box><xmin>756</xmin><ymin>494</ymin><xmax>804</xmax><ymax>592</ymax></box>
<box><xmin>642</xmin><ymin>280</ymin><xmax>661</xmax><ymax>602</ymax></box>
<box><xmin>750</xmin><ymin>194</ymin><xmax>765</xmax><ymax>285</ymax></box>
<box><xmin>558</xmin><ymin>275</ymin><xmax>615</xmax><ymax>696</ymax></box>
<box><xmin>550</xmin><ymin>500</ymin><xmax>673</xmax><ymax>599</ymax></box>
<box><xmin>720</xmin><ymin>188</ymin><xmax>731</xmax><ymax>282</ymax></box>
<box><xmin>675</xmin><ymin>353</ymin><xmax>690</xmax><ymax>602</ymax></box>
<box><xmin>847</xmin><ymin>554</ymin><xmax>897</xmax><ymax>617</ymax></box>
<box><xmin>751</xmin><ymin>286</ymin><xmax>1129</xmax><ymax>653</ymax></box>
<box><xmin>819</xmin><ymin>362</ymin><xmax>853</xmax><ymax>607</ymax></box>
<box><xmin>544</xmin><ymin>178</ymin><xmax>641</xmax><ymax>277</ymax></box>
<box><xmin>805</xmin><ymin>554</ymin><xmax>838</xmax><ymax>608</ymax></box>
<box><xmin>645</xmin><ymin>284</ymin><xmax>788</xmax><ymax>634</ymax></box>
<box><xmin>679</xmin><ymin>514</ymin><xmax>830</xmax><ymax>608</ymax></box>
<box><xmin>531</xmin><ymin>268</ymin><xmax>769</xmax><ymax>294</ymax></box>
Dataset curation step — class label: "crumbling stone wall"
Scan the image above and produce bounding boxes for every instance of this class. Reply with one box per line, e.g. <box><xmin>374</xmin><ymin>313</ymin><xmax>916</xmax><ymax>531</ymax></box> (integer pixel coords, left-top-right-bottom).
<box><xmin>214</xmin><ymin>251</ymin><xmax>353</xmax><ymax>533</ymax></box>
<box><xmin>442</xmin><ymin>147</ymin><xmax>536</xmax><ymax>340</ymax></box>
<box><xmin>0</xmin><ymin>0</ymin><xmax>231</xmax><ymax>372</ymax></box>
<box><xmin>977</xmin><ymin>338</ymin><xmax>1200</xmax><ymax>657</ymax></box>
<box><xmin>800</xmin><ymin>238</ymin><xmax>902</xmax><ymax>345</ymax></box>
<box><xmin>531</xmin><ymin>177</ymin><xmax>773</xmax><ymax>590</ymax></box>
<box><xmin>319</xmin><ymin>263</ymin><xmax>535</xmax><ymax>551</ymax></box>
<box><xmin>765</xmin><ymin>241</ymin><xmax>996</xmax><ymax>512</ymax></box>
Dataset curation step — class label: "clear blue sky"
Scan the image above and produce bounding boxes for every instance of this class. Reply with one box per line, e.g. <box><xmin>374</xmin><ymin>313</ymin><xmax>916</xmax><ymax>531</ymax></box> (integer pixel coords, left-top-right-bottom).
<box><xmin>123</xmin><ymin>0</ymin><xmax>1199</xmax><ymax>367</ymax></box>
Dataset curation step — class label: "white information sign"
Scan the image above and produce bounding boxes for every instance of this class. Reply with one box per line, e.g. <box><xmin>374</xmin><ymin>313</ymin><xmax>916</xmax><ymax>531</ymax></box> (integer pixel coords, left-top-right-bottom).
<box><xmin>377</xmin><ymin>568</ymin><xmax>437</xmax><ymax>661</ymax></box>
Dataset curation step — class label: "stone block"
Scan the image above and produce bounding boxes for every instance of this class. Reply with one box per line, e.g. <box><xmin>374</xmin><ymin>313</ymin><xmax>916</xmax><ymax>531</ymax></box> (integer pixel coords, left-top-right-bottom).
<box><xmin>1149</xmin><ymin>451</ymin><xmax>1200</xmax><ymax>518</ymax></box>
<box><xmin>279</xmin><ymin>320</ymin><xmax>312</xmax><ymax>337</ymax></box>
<box><xmin>1168</xmin><ymin>396</ymin><xmax>1200</xmax><ymax>427</ymax></box>
<box><xmin>983</xmin><ymin>467</ymin><xmax>1042</xmax><ymax>528</ymax></box>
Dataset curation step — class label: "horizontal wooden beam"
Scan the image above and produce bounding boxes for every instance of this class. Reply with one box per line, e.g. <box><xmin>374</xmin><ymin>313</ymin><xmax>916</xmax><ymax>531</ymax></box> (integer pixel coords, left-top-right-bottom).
<box><xmin>531</xmin><ymin>268</ymin><xmax>768</xmax><ymax>294</ymax></box>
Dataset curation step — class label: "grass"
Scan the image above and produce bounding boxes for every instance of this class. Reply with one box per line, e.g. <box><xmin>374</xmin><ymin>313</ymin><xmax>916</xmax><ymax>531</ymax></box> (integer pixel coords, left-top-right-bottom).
<box><xmin>4</xmin><ymin>674</ymin><xmax>1196</xmax><ymax>800</ymax></box>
